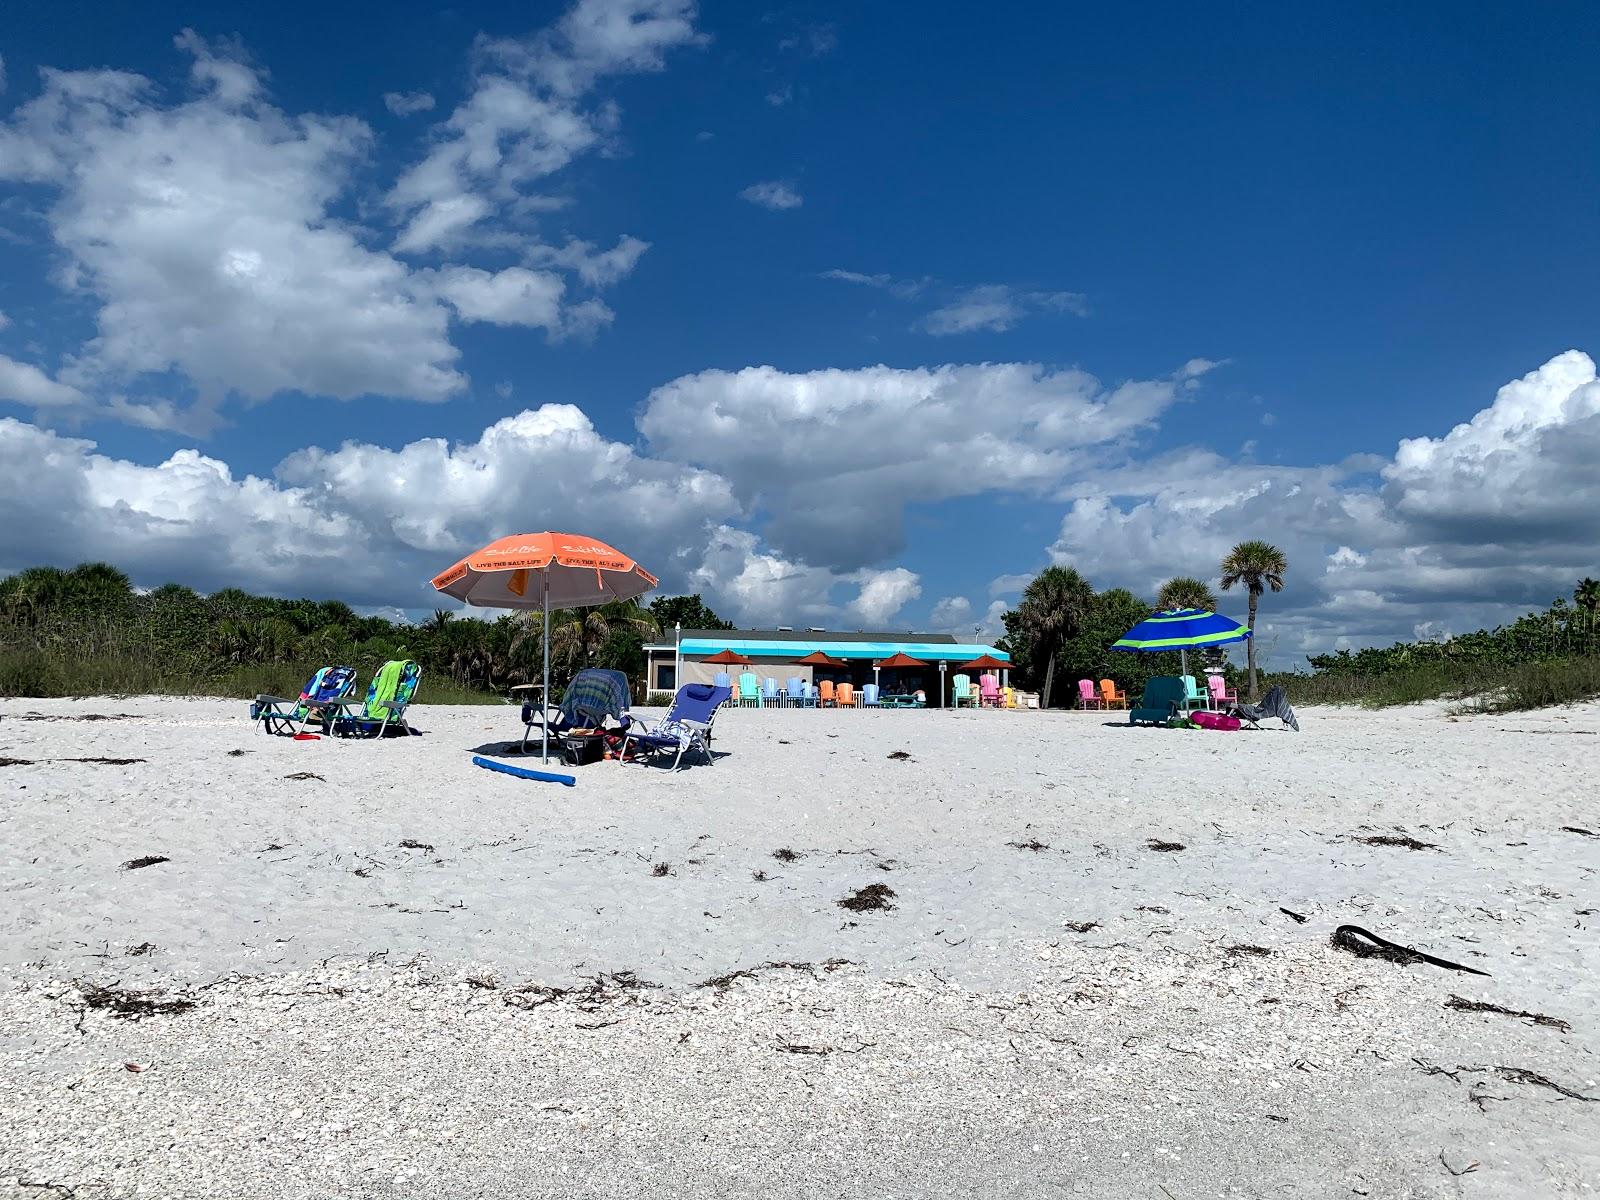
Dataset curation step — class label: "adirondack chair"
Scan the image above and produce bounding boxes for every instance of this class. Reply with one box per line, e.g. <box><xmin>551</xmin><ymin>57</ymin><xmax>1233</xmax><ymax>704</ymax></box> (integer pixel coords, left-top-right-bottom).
<box><xmin>836</xmin><ymin>681</ymin><xmax>856</xmax><ymax>708</ymax></box>
<box><xmin>737</xmin><ymin>671</ymin><xmax>762</xmax><ymax>707</ymax></box>
<box><xmin>1077</xmin><ymin>679</ymin><xmax>1104</xmax><ymax>710</ymax></box>
<box><xmin>1180</xmin><ymin>675</ymin><xmax>1211</xmax><ymax>713</ymax></box>
<box><xmin>1099</xmin><ymin>678</ymin><xmax>1128</xmax><ymax>710</ymax></box>
<box><xmin>951</xmin><ymin>673</ymin><xmax>976</xmax><ymax>707</ymax></box>
<box><xmin>817</xmin><ymin>679</ymin><xmax>836</xmax><ymax>707</ymax></box>
<box><xmin>978</xmin><ymin>674</ymin><xmax>1002</xmax><ymax>707</ymax></box>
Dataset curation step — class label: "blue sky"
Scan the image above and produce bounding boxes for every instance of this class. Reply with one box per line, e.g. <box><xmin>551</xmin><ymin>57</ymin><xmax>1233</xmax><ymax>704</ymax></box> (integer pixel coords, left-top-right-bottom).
<box><xmin>2</xmin><ymin>1</ymin><xmax>1599</xmax><ymax>664</ymax></box>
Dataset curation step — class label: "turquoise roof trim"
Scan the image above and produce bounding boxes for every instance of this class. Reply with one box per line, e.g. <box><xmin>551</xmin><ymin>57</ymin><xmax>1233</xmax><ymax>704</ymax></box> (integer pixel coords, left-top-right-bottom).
<box><xmin>676</xmin><ymin>638</ymin><xmax>1009</xmax><ymax>663</ymax></box>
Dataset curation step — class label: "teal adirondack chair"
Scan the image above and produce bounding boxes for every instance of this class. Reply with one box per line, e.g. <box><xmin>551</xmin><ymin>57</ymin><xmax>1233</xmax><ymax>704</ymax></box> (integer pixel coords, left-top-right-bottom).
<box><xmin>952</xmin><ymin>673</ymin><xmax>975</xmax><ymax>707</ymax></box>
<box><xmin>1129</xmin><ymin>676</ymin><xmax>1188</xmax><ymax>726</ymax></box>
<box><xmin>737</xmin><ymin>671</ymin><xmax>762</xmax><ymax>707</ymax></box>
<box><xmin>1180</xmin><ymin>675</ymin><xmax>1211</xmax><ymax>713</ymax></box>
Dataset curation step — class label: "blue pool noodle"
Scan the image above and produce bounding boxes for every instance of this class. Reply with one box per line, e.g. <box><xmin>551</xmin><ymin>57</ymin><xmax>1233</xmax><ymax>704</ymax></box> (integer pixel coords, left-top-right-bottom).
<box><xmin>472</xmin><ymin>755</ymin><xmax>577</xmax><ymax>787</ymax></box>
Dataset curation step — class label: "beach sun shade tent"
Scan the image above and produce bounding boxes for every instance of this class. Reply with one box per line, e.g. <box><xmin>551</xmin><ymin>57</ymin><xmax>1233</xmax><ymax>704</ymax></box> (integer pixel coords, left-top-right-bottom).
<box><xmin>432</xmin><ymin>532</ymin><xmax>657</xmax><ymax>762</ymax></box>
<box><xmin>1110</xmin><ymin>607</ymin><xmax>1251</xmax><ymax>675</ymax></box>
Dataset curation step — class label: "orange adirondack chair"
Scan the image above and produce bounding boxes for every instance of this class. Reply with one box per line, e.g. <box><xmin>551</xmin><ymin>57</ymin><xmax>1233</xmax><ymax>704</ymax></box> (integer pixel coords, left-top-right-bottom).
<box><xmin>1099</xmin><ymin>678</ymin><xmax>1128</xmax><ymax>709</ymax></box>
<box><xmin>817</xmin><ymin>679</ymin><xmax>836</xmax><ymax>707</ymax></box>
<box><xmin>836</xmin><ymin>682</ymin><xmax>856</xmax><ymax>707</ymax></box>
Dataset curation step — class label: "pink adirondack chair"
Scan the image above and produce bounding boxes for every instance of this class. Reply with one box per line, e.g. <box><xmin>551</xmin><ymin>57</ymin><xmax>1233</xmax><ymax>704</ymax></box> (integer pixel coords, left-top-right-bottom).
<box><xmin>1077</xmin><ymin>679</ymin><xmax>1104</xmax><ymax>710</ymax></box>
<box><xmin>1207</xmin><ymin>674</ymin><xmax>1238</xmax><ymax>708</ymax></box>
<box><xmin>978</xmin><ymin>673</ymin><xmax>1001</xmax><ymax>707</ymax></box>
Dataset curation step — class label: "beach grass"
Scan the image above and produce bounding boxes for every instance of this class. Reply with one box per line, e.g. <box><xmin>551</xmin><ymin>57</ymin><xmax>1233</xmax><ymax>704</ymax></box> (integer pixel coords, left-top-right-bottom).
<box><xmin>0</xmin><ymin>650</ymin><xmax>505</xmax><ymax>705</ymax></box>
<box><xmin>1266</xmin><ymin>654</ymin><xmax>1600</xmax><ymax>713</ymax></box>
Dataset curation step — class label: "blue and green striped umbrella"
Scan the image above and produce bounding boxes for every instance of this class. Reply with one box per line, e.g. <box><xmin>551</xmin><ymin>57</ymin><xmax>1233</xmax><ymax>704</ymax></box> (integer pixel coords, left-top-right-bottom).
<box><xmin>1111</xmin><ymin>608</ymin><xmax>1250</xmax><ymax>653</ymax></box>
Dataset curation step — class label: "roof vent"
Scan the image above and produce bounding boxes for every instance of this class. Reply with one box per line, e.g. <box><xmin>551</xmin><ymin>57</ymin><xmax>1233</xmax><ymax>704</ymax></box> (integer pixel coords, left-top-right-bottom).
<box><xmin>777</xmin><ymin>626</ymin><xmax>793</xmax><ymax>631</ymax></box>
<box><xmin>808</xmin><ymin>627</ymin><xmax>826</xmax><ymax>632</ymax></box>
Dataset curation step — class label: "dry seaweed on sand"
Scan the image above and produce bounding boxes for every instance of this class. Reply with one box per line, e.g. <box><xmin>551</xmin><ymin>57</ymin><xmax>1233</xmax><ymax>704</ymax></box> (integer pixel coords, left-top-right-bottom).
<box><xmin>283</xmin><ymin>771</ymin><xmax>324</xmax><ymax>782</ymax></box>
<box><xmin>1226</xmin><ymin>944</ymin><xmax>1273</xmax><ymax>958</ymax></box>
<box><xmin>886</xmin><ymin>750</ymin><xmax>912</xmax><ymax>760</ymax></box>
<box><xmin>1560</xmin><ymin>826</ymin><xmax>1597</xmax><ymax>837</ymax></box>
<box><xmin>398</xmin><ymin>839</ymin><xmax>435</xmax><ymax>853</ymax></box>
<box><xmin>226</xmin><ymin>748</ymin><xmax>249</xmax><ymax>757</ymax></box>
<box><xmin>1492</xmin><ymin>1066</ymin><xmax>1597</xmax><ymax>1100</ymax></box>
<box><xmin>837</xmin><ymin>883</ymin><xmax>897</xmax><ymax>912</ymax></box>
<box><xmin>1007</xmin><ymin>838</ymin><xmax>1049</xmax><ymax>851</ymax></box>
<box><xmin>772</xmin><ymin>847</ymin><xmax>802</xmax><ymax>862</ymax></box>
<box><xmin>1063</xmin><ymin>921</ymin><xmax>1099</xmax><ymax>933</ymax></box>
<box><xmin>1353</xmin><ymin>833</ymin><xmax>1438</xmax><ymax>851</ymax></box>
<box><xmin>120</xmin><ymin>855</ymin><xmax>169</xmax><ymax>871</ymax></box>
<box><xmin>125</xmin><ymin>943</ymin><xmax>157</xmax><ymax>957</ymax></box>
<box><xmin>63</xmin><ymin>756</ymin><xmax>145</xmax><ymax>765</ymax></box>
<box><xmin>1330</xmin><ymin>925</ymin><xmax>1490</xmax><ymax>976</ymax></box>
<box><xmin>651</xmin><ymin>862</ymin><xmax>673</xmax><ymax>877</ymax></box>
<box><xmin>1445</xmin><ymin>994</ymin><xmax>1570</xmax><ymax>1032</ymax></box>
<box><xmin>1280</xmin><ymin>907</ymin><xmax>1308</xmax><ymax>923</ymax></box>
<box><xmin>504</xmin><ymin>970</ymin><xmax>659</xmax><ymax>1013</ymax></box>
<box><xmin>0</xmin><ymin>757</ymin><xmax>34</xmax><ymax>766</ymax></box>
<box><xmin>1146</xmin><ymin>839</ymin><xmax>1186</xmax><ymax>852</ymax></box>
<box><xmin>78</xmin><ymin>982</ymin><xmax>196</xmax><ymax>1020</ymax></box>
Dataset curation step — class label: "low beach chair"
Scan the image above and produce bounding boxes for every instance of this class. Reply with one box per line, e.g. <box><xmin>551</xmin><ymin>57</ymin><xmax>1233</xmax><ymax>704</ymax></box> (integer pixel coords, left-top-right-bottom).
<box><xmin>620</xmin><ymin>684</ymin><xmax>733</xmax><ymax>770</ymax></box>
<box><xmin>252</xmin><ymin>665</ymin><xmax>357</xmax><ymax>735</ymax></box>
<box><xmin>1207</xmin><ymin>674</ymin><xmax>1238</xmax><ymax>709</ymax></box>
<box><xmin>817</xmin><ymin>679</ymin><xmax>836</xmax><ymax>707</ymax></box>
<box><xmin>334</xmin><ymin>660</ymin><xmax>422</xmax><ymax>738</ymax></box>
<box><xmin>737</xmin><ymin>671</ymin><xmax>762</xmax><ymax>708</ymax></box>
<box><xmin>1099</xmin><ymin>678</ymin><xmax>1128</xmax><ymax>710</ymax></box>
<box><xmin>836</xmin><ymin>682</ymin><xmax>856</xmax><ymax>708</ymax></box>
<box><xmin>1128</xmin><ymin>675</ymin><xmax>1186</xmax><ymax>726</ymax></box>
<box><xmin>1077</xmin><ymin>679</ymin><xmax>1104</xmax><ymax>710</ymax></box>
<box><xmin>1180</xmin><ymin>675</ymin><xmax>1211</xmax><ymax>713</ymax></box>
<box><xmin>519</xmin><ymin>667</ymin><xmax>631</xmax><ymax>753</ymax></box>
<box><xmin>979</xmin><ymin>674</ymin><xmax>1001</xmax><ymax>707</ymax></box>
<box><xmin>1233</xmin><ymin>685</ymin><xmax>1301</xmax><ymax>732</ymax></box>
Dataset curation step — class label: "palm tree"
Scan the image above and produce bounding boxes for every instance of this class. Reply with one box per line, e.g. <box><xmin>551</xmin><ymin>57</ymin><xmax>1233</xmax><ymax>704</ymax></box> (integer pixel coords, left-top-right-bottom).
<box><xmin>1156</xmin><ymin>576</ymin><xmax>1218</xmax><ymax>613</ymax></box>
<box><xmin>1220</xmin><ymin>540</ymin><xmax>1287</xmax><ymax>701</ymax></box>
<box><xmin>1575</xmin><ymin>578</ymin><xmax>1600</xmax><ymax>651</ymax></box>
<box><xmin>514</xmin><ymin>600</ymin><xmax>659</xmax><ymax>682</ymax></box>
<box><xmin>423</xmin><ymin>609</ymin><xmax>455</xmax><ymax>635</ymax></box>
<box><xmin>1016</xmin><ymin>566</ymin><xmax>1095</xmax><ymax>707</ymax></box>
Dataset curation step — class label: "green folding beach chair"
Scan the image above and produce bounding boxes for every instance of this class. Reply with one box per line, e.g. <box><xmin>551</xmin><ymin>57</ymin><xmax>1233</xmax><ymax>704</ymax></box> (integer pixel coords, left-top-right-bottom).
<box><xmin>1129</xmin><ymin>676</ymin><xmax>1188</xmax><ymax>726</ymax></box>
<box><xmin>333</xmin><ymin>660</ymin><xmax>422</xmax><ymax>738</ymax></box>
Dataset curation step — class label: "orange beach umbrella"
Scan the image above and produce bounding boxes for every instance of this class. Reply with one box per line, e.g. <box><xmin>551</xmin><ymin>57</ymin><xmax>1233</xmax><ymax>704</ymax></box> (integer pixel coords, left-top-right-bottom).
<box><xmin>702</xmin><ymin>648</ymin><xmax>752</xmax><ymax>669</ymax></box>
<box><xmin>432</xmin><ymin>532</ymin><xmax>657</xmax><ymax>762</ymax></box>
<box><xmin>794</xmin><ymin>650</ymin><xmax>849</xmax><ymax>669</ymax></box>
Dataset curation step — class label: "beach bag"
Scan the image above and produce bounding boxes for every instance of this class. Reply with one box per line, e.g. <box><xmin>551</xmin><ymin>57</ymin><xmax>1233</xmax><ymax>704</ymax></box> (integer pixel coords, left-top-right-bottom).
<box><xmin>561</xmin><ymin>731</ymin><xmax>606</xmax><ymax>767</ymax></box>
<box><xmin>1192</xmin><ymin>711</ymin><xmax>1241</xmax><ymax>732</ymax></box>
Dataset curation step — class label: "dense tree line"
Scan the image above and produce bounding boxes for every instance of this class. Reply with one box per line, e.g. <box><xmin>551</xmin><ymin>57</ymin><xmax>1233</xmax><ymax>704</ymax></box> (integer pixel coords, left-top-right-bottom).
<box><xmin>0</xmin><ymin>563</ymin><xmax>732</xmax><ymax>702</ymax></box>
<box><xmin>998</xmin><ymin>540</ymin><xmax>1287</xmax><ymax>707</ymax></box>
<box><xmin>1306</xmin><ymin>578</ymin><xmax>1600</xmax><ymax>677</ymax></box>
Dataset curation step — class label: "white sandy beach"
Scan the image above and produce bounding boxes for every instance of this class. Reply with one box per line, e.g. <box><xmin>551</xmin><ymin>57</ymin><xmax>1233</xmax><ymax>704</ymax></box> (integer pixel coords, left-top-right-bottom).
<box><xmin>2</xmin><ymin>696</ymin><xmax>1597</xmax><ymax>1197</ymax></box>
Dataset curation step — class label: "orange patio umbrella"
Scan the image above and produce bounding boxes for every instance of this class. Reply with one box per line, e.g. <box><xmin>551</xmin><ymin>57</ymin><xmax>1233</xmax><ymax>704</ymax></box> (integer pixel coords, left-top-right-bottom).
<box><xmin>794</xmin><ymin>650</ymin><xmax>849</xmax><ymax>669</ymax></box>
<box><xmin>432</xmin><ymin>532</ymin><xmax>657</xmax><ymax>761</ymax></box>
<box><xmin>701</xmin><ymin>648</ymin><xmax>753</xmax><ymax>676</ymax></box>
<box><xmin>874</xmin><ymin>650</ymin><xmax>928</xmax><ymax>695</ymax></box>
<box><xmin>955</xmin><ymin>653</ymin><xmax>1010</xmax><ymax>673</ymax></box>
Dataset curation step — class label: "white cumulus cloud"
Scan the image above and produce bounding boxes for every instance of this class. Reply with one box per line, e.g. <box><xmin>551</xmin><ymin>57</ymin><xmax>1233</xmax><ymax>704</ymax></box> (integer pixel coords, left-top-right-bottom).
<box><xmin>739</xmin><ymin>180</ymin><xmax>803</xmax><ymax>210</ymax></box>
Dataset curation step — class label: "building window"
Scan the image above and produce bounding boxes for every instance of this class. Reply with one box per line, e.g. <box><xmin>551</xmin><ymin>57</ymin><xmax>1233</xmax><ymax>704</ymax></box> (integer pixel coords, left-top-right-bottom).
<box><xmin>655</xmin><ymin>664</ymin><xmax>676</xmax><ymax>691</ymax></box>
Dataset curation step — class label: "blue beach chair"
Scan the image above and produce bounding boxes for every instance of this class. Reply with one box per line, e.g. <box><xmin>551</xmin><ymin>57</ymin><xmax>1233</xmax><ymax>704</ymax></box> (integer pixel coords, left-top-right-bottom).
<box><xmin>620</xmin><ymin>684</ymin><xmax>733</xmax><ymax>770</ymax></box>
<box><xmin>252</xmin><ymin>665</ymin><xmax>356</xmax><ymax>735</ymax></box>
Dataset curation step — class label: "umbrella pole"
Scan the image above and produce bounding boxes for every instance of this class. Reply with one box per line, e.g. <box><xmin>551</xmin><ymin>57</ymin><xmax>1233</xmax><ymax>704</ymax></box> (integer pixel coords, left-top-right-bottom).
<box><xmin>1180</xmin><ymin>648</ymin><xmax>1188</xmax><ymax>677</ymax></box>
<box><xmin>541</xmin><ymin>577</ymin><xmax>551</xmax><ymax>764</ymax></box>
